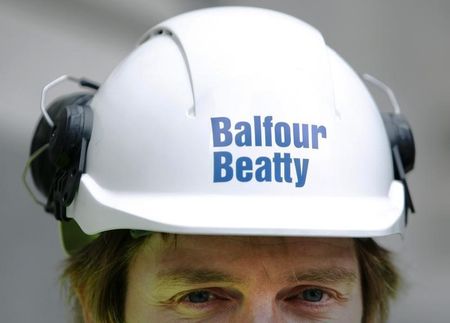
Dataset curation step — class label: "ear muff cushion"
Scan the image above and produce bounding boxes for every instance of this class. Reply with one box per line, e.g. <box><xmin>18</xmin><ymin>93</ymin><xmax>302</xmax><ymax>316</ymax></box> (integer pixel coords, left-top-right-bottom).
<box><xmin>382</xmin><ymin>112</ymin><xmax>416</xmax><ymax>176</ymax></box>
<box><xmin>30</xmin><ymin>93</ymin><xmax>93</xmax><ymax>198</ymax></box>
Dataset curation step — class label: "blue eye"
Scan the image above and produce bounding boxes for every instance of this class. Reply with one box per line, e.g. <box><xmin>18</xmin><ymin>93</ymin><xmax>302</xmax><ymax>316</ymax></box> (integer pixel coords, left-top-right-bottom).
<box><xmin>302</xmin><ymin>289</ymin><xmax>324</xmax><ymax>302</ymax></box>
<box><xmin>185</xmin><ymin>291</ymin><xmax>213</xmax><ymax>303</ymax></box>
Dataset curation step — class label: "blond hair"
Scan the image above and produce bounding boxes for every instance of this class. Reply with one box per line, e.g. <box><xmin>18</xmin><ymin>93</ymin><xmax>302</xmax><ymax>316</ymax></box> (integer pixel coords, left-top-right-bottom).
<box><xmin>63</xmin><ymin>232</ymin><xmax>400</xmax><ymax>323</ymax></box>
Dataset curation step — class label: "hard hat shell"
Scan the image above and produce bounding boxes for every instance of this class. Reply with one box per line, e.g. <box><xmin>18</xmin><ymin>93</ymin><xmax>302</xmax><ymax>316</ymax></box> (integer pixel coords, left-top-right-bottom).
<box><xmin>68</xmin><ymin>6</ymin><xmax>405</xmax><ymax>237</ymax></box>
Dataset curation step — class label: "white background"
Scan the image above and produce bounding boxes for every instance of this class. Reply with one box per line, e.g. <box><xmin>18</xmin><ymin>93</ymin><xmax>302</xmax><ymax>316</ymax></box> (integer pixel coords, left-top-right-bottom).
<box><xmin>0</xmin><ymin>0</ymin><xmax>449</xmax><ymax>322</ymax></box>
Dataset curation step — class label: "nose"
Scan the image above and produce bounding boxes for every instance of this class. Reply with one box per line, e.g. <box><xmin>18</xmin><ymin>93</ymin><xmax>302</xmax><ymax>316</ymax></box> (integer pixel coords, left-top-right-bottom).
<box><xmin>237</xmin><ymin>297</ymin><xmax>286</xmax><ymax>323</ymax></box>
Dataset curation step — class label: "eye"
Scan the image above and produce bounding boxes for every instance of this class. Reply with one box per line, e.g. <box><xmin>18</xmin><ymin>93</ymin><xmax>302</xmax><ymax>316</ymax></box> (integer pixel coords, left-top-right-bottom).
<box><xmin>284</xmin><ymin>286</ymin><xmax>347</xmax><ymax>319</ymax></box>
<box><xmin>182</xmin><ymin>290</ymin><xmax>216</xmax><ymax>303</ymax></box>
<box><xmin>167</xmin><ymin>288</ymin><xmax>238</xmax><ymax>319</ymax></box>
<box><xmin>285</xmin><ymin>286</ymin><xmax>336</xmax><ymax>306</ymax></box>
<box><xmin>301</xmin><ymin>288</ymin><xmax>324</xmax><ymax>302</ymax></box>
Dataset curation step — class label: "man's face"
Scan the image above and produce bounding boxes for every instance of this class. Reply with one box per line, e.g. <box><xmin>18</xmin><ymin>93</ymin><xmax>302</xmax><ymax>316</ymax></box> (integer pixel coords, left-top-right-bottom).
<box><xmin>125</xmin><ymin>235</ymin><xmax>363</xmax><ymax>322</ymax></box>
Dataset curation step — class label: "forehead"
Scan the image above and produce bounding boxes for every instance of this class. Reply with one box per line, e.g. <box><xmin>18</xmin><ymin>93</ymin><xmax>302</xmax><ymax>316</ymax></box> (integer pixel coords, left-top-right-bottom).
<box><xmin>138</xmin><ymin>235</ymin><xmax>357</xmax><ymax>270</ymax></box>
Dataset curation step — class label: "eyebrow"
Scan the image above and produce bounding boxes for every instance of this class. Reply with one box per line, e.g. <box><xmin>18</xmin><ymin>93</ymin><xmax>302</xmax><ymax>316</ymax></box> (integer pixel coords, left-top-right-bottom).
<box><xmin>288</xmin><ymin>267</ymin><xmax>358</xmax><ymax>285</ymax></box>
<box><xmin>155</xmin><ymin>267</ymin><xmax>357</xmax><ymax>287</ymax></box>
<box><xmin>156</xmin><ymin>268</ymin><xmax>244</xmax><ymax>286</ymax></box>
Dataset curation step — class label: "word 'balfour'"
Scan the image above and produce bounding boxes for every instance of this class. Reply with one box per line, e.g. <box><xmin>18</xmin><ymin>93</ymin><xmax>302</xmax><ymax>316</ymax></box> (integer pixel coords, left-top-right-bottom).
<box><xmin>210</xmin><ymin>116</ymin><xmax>327</xmax><ymax>187</ymax></box>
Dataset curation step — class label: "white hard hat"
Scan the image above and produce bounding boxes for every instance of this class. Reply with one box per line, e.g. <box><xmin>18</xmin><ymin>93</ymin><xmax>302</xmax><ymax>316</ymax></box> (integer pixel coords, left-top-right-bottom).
<box><xmin>28</xmin><ymin>7</ymin><xmax>415</xmax><ymax>250</ymax></box>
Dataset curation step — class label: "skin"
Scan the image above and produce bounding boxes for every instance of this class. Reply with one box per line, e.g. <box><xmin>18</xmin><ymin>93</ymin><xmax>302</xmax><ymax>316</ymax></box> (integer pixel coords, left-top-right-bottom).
<box><xmin>123</xmin><ymin>234</ymin><xmax>363</xmax><ymax>323</ymax></box>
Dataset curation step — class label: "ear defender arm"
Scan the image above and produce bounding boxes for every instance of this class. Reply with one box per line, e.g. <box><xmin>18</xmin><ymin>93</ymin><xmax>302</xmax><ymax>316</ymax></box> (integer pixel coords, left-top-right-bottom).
<box><xmin>362</xmin><ymin>74</ymin><xmax>416</xmax><ymax>223</ymax></box>
<box><xmin>382</xmin><ymin>113</ymin><xmax>416</xmax><ymax>220</ymax></box>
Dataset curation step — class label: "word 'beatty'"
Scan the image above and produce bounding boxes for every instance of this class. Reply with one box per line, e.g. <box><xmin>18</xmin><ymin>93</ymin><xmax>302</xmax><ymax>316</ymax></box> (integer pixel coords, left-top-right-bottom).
<box><xmin>210</xmin><ymin>116</ymin><xmax>327</xmax><ymax>187</ymax></box>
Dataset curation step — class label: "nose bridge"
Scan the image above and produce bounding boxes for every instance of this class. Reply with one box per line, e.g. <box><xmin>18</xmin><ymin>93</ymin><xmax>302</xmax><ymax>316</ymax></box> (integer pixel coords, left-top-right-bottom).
<box><xmin>239</xmin><ymin>295</ymin><xmax>284</xmax><ymax>323</ymax></box>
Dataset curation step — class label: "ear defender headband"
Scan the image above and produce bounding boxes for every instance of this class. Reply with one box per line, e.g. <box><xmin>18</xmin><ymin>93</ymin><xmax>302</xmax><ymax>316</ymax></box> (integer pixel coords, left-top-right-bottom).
<box><xmin>24</xmin><ymin>75</ymin><xmax>415</xmax><ymax>225</ymax></box>
<box><xmin>24</xmin><ymin>75</ymin><xmax>99</xmax><ymax>221</ymax></box>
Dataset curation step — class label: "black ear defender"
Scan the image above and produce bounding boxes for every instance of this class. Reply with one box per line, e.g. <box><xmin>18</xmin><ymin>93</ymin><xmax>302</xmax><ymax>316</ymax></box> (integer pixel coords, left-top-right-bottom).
<box><xmin>363</xmin><ymin>74</ymin><xmax>416</xmax><ymax>223</ymax></box>
<box><xmin>24</xmin><ymin>75</ymin><xmax>100</xmax><ymax>221</ymax></box>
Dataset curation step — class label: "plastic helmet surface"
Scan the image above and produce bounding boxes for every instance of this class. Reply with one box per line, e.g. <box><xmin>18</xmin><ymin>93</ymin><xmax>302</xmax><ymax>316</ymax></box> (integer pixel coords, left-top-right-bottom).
<box><xmin>68</xmin><ymin>6</ymin><xmax>405</xmax><ymax>237</ymax></box>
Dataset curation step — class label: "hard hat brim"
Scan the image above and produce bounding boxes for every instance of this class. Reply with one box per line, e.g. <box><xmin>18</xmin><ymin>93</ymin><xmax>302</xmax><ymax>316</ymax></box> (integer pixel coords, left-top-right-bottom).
<box><xmin>69</xmin><ymin>175</ymin><xmax>405</xmax><ymax>238</ymax></box>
